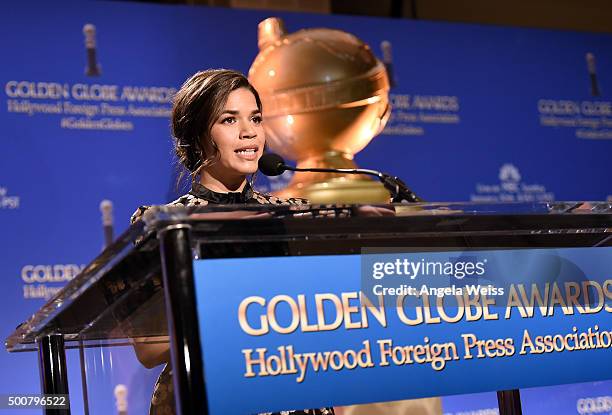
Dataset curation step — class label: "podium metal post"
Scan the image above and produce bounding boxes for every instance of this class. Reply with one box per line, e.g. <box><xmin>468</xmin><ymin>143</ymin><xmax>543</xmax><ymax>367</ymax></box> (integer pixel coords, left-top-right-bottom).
<box><xmin>159</xmin><ymin>224</ymin><xmax>208</xmax><ymax>415</ymax></box>
<box><xmin>497</xmin><ymin>389</ymin><xmax>523</xmax><ymax>415</ymax></box>
<box><xmin>37</xmin><ymin>334</ymin><xmax>70</xmax><ymax>415</ymax></box>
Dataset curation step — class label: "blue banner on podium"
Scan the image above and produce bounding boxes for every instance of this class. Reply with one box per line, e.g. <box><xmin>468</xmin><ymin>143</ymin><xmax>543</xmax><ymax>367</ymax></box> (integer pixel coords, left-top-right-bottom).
<box><xmin>193</xmin><ymin>247</ymin><xmax>612</xmax><ymax>414</ymax></box>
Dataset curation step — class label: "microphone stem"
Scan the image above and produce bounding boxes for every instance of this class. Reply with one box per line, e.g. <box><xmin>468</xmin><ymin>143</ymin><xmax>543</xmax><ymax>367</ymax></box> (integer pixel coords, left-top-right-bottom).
<box><xmin>291</xmin><ymin>165</ymin><xmax>383</xmax><ymax>177</ymax></box>
<box><xmin>103</xmin><ymin>225</ymin><xmax>114</xmax><ymax>248</ymax></box>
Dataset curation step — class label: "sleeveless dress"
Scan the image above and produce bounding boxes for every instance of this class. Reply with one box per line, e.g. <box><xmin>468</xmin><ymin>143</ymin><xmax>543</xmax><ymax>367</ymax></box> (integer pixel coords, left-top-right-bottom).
<box><xmin>131</xmin><ymin>182</ymin><xmax>335</xmax><ymax>415</ymax></box>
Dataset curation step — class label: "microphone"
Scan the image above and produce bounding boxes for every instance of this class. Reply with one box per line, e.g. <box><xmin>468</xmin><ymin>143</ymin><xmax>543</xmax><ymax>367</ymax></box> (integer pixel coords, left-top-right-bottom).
<box><xmin>113</xmin><ymin>384</ymin><xmax>128</xmax><ymax>415</ymax></box>
<box><xmin>258</xmin><ymin>153</ymin><xmax>422</xmax><ymax>203</ymax></box>
<box><xmin>586</xmin><ymin>53</ymin><xmax>601</xmax><ymax>97</ymax></box>
<box><xmin>258</xmin><ymin>153</ymin><xmax>287</xmax><ymax>176</ymax></box>
<box><xmin>380</xmin><ymin>40</ymin><xmax>396</xmax><ymax>88</ymax></box>
<box><xmin>83</xmin><ymin>24</ymin><xmax>101</xmax><ymax>77</ymax></box>
<box><xmin>100</xmin><ymin>199</ymin><xmax>114</xmax><ymax>248</ymax></box>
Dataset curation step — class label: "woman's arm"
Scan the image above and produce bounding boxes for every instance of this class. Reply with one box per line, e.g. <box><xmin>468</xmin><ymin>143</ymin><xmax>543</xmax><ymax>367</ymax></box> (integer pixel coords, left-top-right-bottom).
<box><xmin>132</xmin><ymin>336</ymin><xmax>170</xmax><ymax>369</ymax></box>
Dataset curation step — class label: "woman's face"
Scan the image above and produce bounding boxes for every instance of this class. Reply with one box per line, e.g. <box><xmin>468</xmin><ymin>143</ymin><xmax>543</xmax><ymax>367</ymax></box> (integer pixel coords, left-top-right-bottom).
<box><xmin>205</xmin><ymin>87</ymin><xmax>265</xmax><ymax>179</ymax></box>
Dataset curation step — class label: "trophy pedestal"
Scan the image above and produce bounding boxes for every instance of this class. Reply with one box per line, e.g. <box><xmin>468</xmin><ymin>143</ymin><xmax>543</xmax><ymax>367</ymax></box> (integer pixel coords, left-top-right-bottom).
<box><xmin>274</xmin><ymin>152</ymin><xmax>391</xmax><ymax>204</ymax></box>
<box><xmin>275</xmin><ymin>177</ymin><xmax>390</xmax><ymax>204</ymax></box>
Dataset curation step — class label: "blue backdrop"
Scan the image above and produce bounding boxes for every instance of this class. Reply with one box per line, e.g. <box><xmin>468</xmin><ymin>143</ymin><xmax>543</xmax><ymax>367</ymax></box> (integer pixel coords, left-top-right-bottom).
<box><xmin>1</xmin><ymin>1</ymin><xmax>610</xmax><ymax>414</ymax></box>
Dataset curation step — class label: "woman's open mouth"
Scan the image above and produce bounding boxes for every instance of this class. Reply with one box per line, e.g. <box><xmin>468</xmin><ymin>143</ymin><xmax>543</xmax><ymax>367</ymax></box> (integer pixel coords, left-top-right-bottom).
<box><xmin>235</xmin><ymin>146</ymin><xmax>259</xmax><ymax>160</ymax></box>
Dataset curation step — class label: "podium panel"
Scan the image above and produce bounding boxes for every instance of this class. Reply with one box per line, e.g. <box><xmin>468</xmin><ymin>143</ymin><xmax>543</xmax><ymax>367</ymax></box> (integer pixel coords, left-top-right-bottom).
<box><xmin>194</xmin><ymin>248</ymin><xmax>611</xmax><ymax>414</ymax></box>
<box><xmin>5</xmin><ymin>202</ymin><xmax>611</xmax><ymax>415</ymax></box>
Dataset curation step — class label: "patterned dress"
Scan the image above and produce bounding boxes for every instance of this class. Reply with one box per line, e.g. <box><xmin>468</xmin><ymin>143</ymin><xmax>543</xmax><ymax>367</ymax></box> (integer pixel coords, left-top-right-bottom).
<box><xmin>131</xmin><ymin>182</ymin><xmax>335</xmax><ymax>415</ymax></box>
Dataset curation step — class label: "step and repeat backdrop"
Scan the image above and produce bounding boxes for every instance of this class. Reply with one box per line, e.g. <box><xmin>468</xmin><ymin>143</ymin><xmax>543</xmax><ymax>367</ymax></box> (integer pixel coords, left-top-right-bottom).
<box><xmin>1</xmin><ymin>0</ymin><xmax>611</xmax><ymax>414</ymax></box>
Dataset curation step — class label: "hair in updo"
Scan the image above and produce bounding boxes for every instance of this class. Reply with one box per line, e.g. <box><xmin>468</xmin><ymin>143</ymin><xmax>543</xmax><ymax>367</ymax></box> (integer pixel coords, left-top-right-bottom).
<box><xmin>171</xmin><ymin>69</ymin><xmax>262</xmax><ymax>180</ymax></box>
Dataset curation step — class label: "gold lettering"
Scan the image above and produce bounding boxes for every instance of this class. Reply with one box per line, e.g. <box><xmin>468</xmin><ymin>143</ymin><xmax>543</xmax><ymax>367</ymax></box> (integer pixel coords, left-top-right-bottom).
<box><xmin>436</xmin><ymin>295</ymin><xmax>464</xmax><ymax>323</ymax></box>
<box><xmin>342</xmin><ymin>292</ymin><xmax>361</xmax><ymax>329</ymax></box>
<box><xmin>583</xmin><ymin>281</ymin><xmax>604</xmax><ymax>313</ymax></box>
<box><xmin>242</xmin><ymin>348</ymin><xmax>268</xmax><ymax>377</ymax></box>
<box><xmin>360</xmin><ymin>292</ymin><xmax>387</xmax><ymax>328</ymax></box>
<box><xmin>505</xmin><ymin>285</ymin><xmax>527</xmax><ymax>318</ymax></box>
<box><xmin>268</xmin><ymin>295</ymin><xmax>299</xmax><ymax>334</ymax></box>
<box><xmin>604</xmin><ymin>280</ymin><xmax>612</xmax><ymax>313</ymax></box>
<box><xmin>315</xmin><ymin>293</ymin><xmax>343</xmax><ymax>331</ymax></box>
<box><xmin>297</xmin><ymin>295</ymin><xmax>318</xmax><ymax>332</ymax></box>
<box><xmin>238</xmin><ymin>296</ymin><xmax>268</xmax><ymax>336</ymax></box>
<box><xmin>564</xmin><ymin>282</ymin><xmax>584</xmax><ymax>313</ymax></box>
<box><xmin>396</xmin><ymin>295</ymin><xmax>423</xmax><ymax>325</ymax></box>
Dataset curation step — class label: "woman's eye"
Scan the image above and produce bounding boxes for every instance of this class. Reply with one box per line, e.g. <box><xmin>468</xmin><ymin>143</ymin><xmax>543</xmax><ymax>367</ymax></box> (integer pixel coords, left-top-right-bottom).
<box><xmin>221</xmin><ymin>117</ymin><xmax>236</xmax><ymax>124</ymax></box>
<box><xmin>252</xmin><ymin>116</ymin><xmax>262</xmax><ymax>124</ymax></box>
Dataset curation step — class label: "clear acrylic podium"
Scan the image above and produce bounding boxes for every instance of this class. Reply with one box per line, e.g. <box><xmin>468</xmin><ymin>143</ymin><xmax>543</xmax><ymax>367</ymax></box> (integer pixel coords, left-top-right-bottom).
<box><xmin>5</xmin><ymin>202</ymin><xmax>612</xmax><ymax>415</ymax></box>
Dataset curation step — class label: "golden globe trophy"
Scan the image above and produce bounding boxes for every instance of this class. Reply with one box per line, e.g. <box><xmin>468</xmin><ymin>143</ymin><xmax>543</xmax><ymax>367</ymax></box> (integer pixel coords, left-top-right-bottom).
<box><xmin>249</xmin><ymin>17</ymin><xmax>392</xmax><ymax>203</ymax></box>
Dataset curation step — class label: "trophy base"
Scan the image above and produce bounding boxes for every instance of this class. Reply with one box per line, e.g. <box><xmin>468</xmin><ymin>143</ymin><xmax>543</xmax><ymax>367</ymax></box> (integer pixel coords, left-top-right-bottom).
<box><xmin>272</xmin><ymin>151</ymin><xmax>391</xmax><ymax>203</ymax></box>
<box><xmin>275</xmin><ymin>177</ymin><xmax>391</xmax><ymax>204</ymax></box>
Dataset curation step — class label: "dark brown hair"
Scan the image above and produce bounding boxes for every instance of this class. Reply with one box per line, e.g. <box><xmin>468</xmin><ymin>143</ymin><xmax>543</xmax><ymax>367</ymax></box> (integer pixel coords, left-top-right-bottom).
<box><xmin>172</xmin><ymin>69</ymin><xmax>262</xmax><ymax>179</ymax></box>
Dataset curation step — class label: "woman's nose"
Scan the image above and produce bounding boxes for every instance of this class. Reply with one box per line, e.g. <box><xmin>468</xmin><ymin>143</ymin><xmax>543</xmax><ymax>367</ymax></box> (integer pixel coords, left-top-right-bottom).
<box><xmin>239</xmin><ymin>120</ymin><xmax>257</xmax><ymax>139</ymax></box>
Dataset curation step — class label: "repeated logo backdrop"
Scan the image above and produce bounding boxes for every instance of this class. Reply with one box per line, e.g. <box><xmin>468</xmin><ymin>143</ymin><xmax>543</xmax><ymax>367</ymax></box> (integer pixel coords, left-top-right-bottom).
<box><xmin>0</xmin><ymin>1</ymin><xmax>611</xmax><ymax>414</ymax></box>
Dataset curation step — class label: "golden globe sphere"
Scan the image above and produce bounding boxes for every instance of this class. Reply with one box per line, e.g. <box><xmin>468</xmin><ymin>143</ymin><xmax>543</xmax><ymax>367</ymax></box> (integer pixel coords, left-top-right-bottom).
<box><xmin>249</xmin><ymin>17</ymin><xmax>391</xmax><ymax>203</ymax></box>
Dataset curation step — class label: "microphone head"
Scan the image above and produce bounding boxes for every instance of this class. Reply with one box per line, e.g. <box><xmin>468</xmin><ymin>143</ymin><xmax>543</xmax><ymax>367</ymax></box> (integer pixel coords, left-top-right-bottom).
<box><xmin>586</xmin><ymin>52</ymin><xmax>597</xmax><ymax>74</ymax></box>
<box><xmin>83</xmin><ymin>24</ymin><xmax>97</xmax><ymax>48</ymax></box>
<box><xmin>381</xmin><ymin>40</ymin><xmax>393</xmax><ymax>63</ymax></box>
<box><xmin>114</xmin><ymin>384</ymin><xmax>128</xmax><ymax>411</ymax></box>
<box><xmin>258</xmin><ymin>153</ymin><xmax>286</xmax><ymax>176</ymax></box>
<box><xmin>100</xmin><ymin>199</ymin><xmax>114</xmax><ymax>226</ymax></box>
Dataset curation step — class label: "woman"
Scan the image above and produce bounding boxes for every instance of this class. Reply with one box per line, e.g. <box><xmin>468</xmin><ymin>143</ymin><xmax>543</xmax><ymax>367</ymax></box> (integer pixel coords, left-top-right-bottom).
<box><xmin>131</xmin><ymin>69</ymin><xmax>334</xmax><ymax>415</ymax></box>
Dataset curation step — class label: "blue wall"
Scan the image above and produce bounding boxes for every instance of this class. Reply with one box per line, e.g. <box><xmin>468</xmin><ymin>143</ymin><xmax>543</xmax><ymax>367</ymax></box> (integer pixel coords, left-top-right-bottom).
<box><xmin>1</xmin><ymin>1</ymin><xmax>610</xmax><ymax>413</ymax></box>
